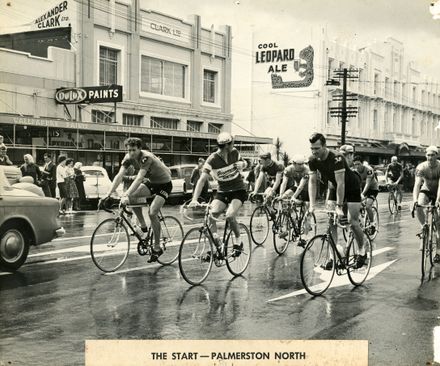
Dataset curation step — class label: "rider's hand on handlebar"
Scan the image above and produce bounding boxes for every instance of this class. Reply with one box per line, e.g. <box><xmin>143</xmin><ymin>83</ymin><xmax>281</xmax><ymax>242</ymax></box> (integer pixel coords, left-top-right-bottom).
<box><xmin>120</xmin><ymin>195</ymin><xmax>129</xmax><ymax>206</ymax></box>
<box><xmin>308</xmin><ymin>205</ymin><xmax>315</xmax><ymax>214</ymax></box>
<box><xmin>335</xmin><ymin>206</ymin><xmax>344</xmax><ymax>217</ymax></box>
<box><xmin>188</xmin><ymin>200</ymin><xmax>200</xmax><ymax>208</ymax></box>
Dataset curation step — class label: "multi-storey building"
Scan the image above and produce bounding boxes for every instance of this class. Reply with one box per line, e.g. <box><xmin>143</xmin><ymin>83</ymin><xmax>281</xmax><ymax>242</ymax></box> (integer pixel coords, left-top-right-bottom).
<box><xmin>0</xmin><ymin>1</ymin><xmax>271</xmax><ymax>177</ymax></box>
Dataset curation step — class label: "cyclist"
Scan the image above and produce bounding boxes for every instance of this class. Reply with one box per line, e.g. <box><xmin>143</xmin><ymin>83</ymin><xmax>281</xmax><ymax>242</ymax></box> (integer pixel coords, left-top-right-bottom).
<box><xmin>308</xmin><ymin>133</ymin><xmax>366</xmax><ymax>268</ymax></box>
<box><xmin>353</xmin><ymin>155</ymin><xmax>379</xmax><ymax>236</ymax></box>
<box><xmin>412</xmin><ymin>146</ymin><xmax>440</xmax><ymax>261</ymax></box>
<box><xmin>339</xmin><ymin>144</ymin><xmax>355</xmax><ymax>167</ymax></box>
<box><xmin>189</xmin><ymin>132</ymin><xmax>247</xmax><ymax>258</ymax></box>
<box><xmin>279</xmin><ymin>154</ymin><xmax>310</xmax><ymax>204</ymax></box>
<box><xmin>250</xmin><ymin>152</ymin><xmax>284</xmax><ymax>216</ymax></box>
<box><xmin>386</xmin><ymin>156</ymin><xmax>404</xmax><ymax>210</ymax></box>
<box><xmin>103</xmin><ymin>137</ymin><xmax>173</xmax><ymax>263</ymax></box>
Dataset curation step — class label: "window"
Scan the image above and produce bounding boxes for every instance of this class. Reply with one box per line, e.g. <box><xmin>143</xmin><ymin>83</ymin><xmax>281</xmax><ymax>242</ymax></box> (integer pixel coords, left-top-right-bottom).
<box><xmin>412</xmin><ymin>114</ymin><xmax>417</xmax><ymax>136</ymax></box>
<box><xmin>92</xmin><ymin>110</ymin><xmax>115</xmax><ymax>123</ymax></box>
<box><xmin>187</xmin><ymin>120</ymin><xmax>202</xmax><ymax>132</ymax></box>
<box><xmin>208</xmin><ymin>123</ymin><xmax>222</xmax><ymax>134</ymax></box>
<box><xmin>384</xmin><ymin>110</ymin><xmax>388</xmax><ymax>132</ymax></box>
<box><xmin>412</xmin><ymin>86</ymin><xmax>417</xmax><ymax>103</ymax></box>
<box><xmin>99</xmin><ymin>46</ymin><xmax>119</xmax><ymax>86</ymax></box>
<box><xmin>123</xmin><ymin>114</ymin><xmax>142</xmax><ymax>126</ymax></box>
<box><xmin>393</xmin><ymin>81</ymin><xmax>399</xmax><ymax>99</ymax></box>
<box><xmin>141</xmin><ymin>56</ymin><xmax>185</xmax><ymax>98</ymax></box>
<box><xmin>385</xmin><ymin>77</ymin><xmax>390</xmax><ymax>97</ymax></box>
<box><xmin>151</xmin><ymin>117</ymin><xmax>179</xmax><ymax>130</ymax></box>
<box><xmin>373</xmin><ymin>73</ymin><xmax>379</xmax><ymax>95</ymax></box>
<box><xmin>373</xmin><ymin>109</ymin><xmax>378</xmax><ymax>131</ymax></box>
<box><xmin>203</xmin><ymin>70</ymin><xmax>217</xmax><ymax>103</ymax></box>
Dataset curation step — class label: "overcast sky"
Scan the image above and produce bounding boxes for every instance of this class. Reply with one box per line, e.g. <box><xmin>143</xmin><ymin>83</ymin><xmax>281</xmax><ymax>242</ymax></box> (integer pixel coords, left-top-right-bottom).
<box><xmin>1</xmin><ymin>0</ymin><xmax>439</xmax><ymax>137</ymax></box>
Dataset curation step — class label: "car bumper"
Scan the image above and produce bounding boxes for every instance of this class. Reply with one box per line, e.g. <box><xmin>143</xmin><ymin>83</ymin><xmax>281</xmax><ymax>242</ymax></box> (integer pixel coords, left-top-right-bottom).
<box><xmin>56</xmin><ymin>227</ymin><xmax>65</xmax><ymax>237</ymax></box>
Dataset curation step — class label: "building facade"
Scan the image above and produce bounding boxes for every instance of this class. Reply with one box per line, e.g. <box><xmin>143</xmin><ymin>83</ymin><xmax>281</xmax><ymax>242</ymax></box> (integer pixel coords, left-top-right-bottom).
<box><xmin>0</xmin><ymin>1</ymin><xmax>271</xmax><ymax>177</ymax></box>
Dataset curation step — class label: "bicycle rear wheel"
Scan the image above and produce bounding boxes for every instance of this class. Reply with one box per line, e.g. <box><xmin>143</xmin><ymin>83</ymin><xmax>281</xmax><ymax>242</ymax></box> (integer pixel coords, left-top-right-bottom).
<box><xmin>155</xmin><ymin>216</ymin><xmax>184</xmax><ymax>265</ymax></box>
<box><xmin>363</xmin><ymin>206</ymin><xmax>379</xmax><ymax>241</ymax></box>
<box><xmin>250</xmin><ymin>205</ymin><xmax>270</xmax><ymax>245</ymax></box>
<box><xmin>347</xmin><ymin>231</ymin><xmax>372</xmax><ymax>286</ymax></box>
<box><xmin>90</xmin><ymin>218</ymin><xmax>130</xmax><ymax>273</ymax></box>
<box><xmin>300</xmin><ymin>235</ymin><xmax>336</xmax><ymax>296</ymax></box>
<box><xmin>273</xmin><ymin>212</ymin><xmax>292</xmax><ymax>255</ymax></box>
<box><xmin>421</xmin><ymin>225</ymin><xmax>431</xmax><ymax>278</ymax></box>
<box><xmin>178</xmin><ymin>227</ymin><xmax>214</xmax><ymax>285</ymax></box>
<box><xmin>225</xmin><ymin>223</ymin><xmax>252</xmax><ymax>276</ymax></box>
<box><xmin>388</xmin><ymin>192</ymin><xmax>397</xmax><ymax>214</ymax></box>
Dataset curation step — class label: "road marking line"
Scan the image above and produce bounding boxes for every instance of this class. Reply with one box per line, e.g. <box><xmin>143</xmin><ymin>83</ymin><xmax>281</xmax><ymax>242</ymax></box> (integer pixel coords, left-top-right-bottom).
<box><xmin>434</xmin><ymin>326</ymin><xmax>440</xmax><ymax>363</ymax></box>
<box><xmin>267</xmin><ymin>257</ymin><xmax>397</xmax><ymax>303</ymax></box>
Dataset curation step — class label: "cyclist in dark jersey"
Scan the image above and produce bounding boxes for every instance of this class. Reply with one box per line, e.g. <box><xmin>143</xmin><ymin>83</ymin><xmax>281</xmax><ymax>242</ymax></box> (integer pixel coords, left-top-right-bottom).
<box><xmin>308</xmin><ymin>133</ymin><xmax>366</xmax><ymax>268</ymax></box>
<box><xmin>104</xmin><ymin>137</ymin><xmax>172</xmax><ymax>263</ymax></box>
<box><xmin>251</xmin><ymin>152</ymin><xmax>284</xmax><ymax>200</ymax></box>
<box><xmin>190</xmin><ymin>132</ymin><xmax>247</xmax><ymax>257</ymax></box>
<box><xmin>386</xmin><ymin>156</ymin><xmax>404</xmax><ymax>210</ymax></box>
<box><xmin>353</xmin><ymin>155</ymin><xmax>379</xmax><ymax>235</ymax></box>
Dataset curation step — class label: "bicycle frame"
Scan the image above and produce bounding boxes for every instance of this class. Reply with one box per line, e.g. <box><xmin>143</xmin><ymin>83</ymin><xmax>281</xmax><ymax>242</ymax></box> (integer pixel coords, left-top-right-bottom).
<box><xmin>275</xmin><ymin>199</ymin><xmax>307</xmax><ymax>238</ymax></box>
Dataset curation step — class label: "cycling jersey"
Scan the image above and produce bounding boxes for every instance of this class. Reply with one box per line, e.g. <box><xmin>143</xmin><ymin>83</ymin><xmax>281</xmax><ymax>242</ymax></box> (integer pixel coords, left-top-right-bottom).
<box><xmin>204</xmin><ymin>148</ymin><xmax>246</xmax><ymax>192</ymax></box>
<box><xmin>356</xmin><ymin>165</ymin><xmax>379</xmax><ymax>191</ymax></box>
<box><xmin>415</xmin><ymin>160</ymin><xmax>440</xmax><ymax>195</ymax></box>
<box><xmin>386</xmin><ymin>163</ymin><xmax>403</xmax><ymax>183</ymax></box>
<box><xmin>309</xmin><ymin>150</ymin><xmax>361</xmax><ymax>202</ymax></box>
<box><xmin>121</xmin><ymin>150</ymin><xmax>171</xmax><ymax>184</ymax></box>
<box><xmin>261</xmin><ymin>160</ymin><xmax>284</xmax><ymax>179</ymax></box>
<box><xmin>284</xmin><ymin>165</ymin><xmax>309</xmax><ymax>190</ymax></box>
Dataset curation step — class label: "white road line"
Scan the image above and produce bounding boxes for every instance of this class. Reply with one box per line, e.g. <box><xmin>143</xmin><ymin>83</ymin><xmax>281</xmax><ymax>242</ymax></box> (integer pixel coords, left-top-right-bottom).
<box><xmin>434</xmin><ymin>326</ymin><xmax>440</xmax><ymax>363</ymax></box>
<box><xmin>266</xmin><ymin>247</ymin><xmax>397</xmax><ymax>303</ymax></box>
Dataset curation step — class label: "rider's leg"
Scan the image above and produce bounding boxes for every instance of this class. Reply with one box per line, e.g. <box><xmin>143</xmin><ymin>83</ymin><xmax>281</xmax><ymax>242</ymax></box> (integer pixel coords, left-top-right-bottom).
<box><xmin>347</xmin><ymin>202</ymin><xmax>364</xmax><ymax>253</ymax></box>
<box><xmin>149</xmin><ymin>195</ymin><xmax>166</xmax><ymax>251</ymax></box>
<box><xmin>128</xmin><ymin>184</ymin><xmax>152</xmax><ymax>229</ymax></box>
<box><xmin>416</xmin><ymin>193</ymin><xmax>428</xmax><ymax>228</ymax></box>
<box><xmin>366</xmin><ymin>197</ymin><xmax>374</xmax><ymax>222</ymax></box>
<box><xmin>397</xmin><ymin>184</ymin><xmax>403</xmax><ymax>207</ymax></box>
<box><xmin>225</xmin><ymin>199</ymin><xmax>243</xmax><ymax>240</ymax></box>
<box><xmin>327</xmin><ymin>200</ymin><xmax>338</xmax><ymax>244</ymax></box>
<box><xmin>210</xmin><ymin>199</ymin><xmax>227</xmax><ymax>242</ymax></box>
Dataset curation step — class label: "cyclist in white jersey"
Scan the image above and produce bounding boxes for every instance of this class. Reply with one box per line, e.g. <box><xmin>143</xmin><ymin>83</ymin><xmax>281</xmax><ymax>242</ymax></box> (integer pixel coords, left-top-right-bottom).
<box><xmin>190</xmin><ymin>132</ymin><xmax>248</xmax><ymax>256</ymax></box>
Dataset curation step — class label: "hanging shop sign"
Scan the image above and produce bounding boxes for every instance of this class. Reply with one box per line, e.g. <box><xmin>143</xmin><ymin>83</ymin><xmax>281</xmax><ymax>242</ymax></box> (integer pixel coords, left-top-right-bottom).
<box><xmin>33</xmin><ymin>1</ymin><xmax>72</xmax><ymax>30</ymax></box>
<box><xmin>55</xmin><ymin>85</ymin><xmax>123</xmax><ymax>104</ymax></box>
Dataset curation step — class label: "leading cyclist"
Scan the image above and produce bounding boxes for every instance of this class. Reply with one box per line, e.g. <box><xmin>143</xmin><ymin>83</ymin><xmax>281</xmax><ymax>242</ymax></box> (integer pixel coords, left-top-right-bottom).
<box><xmin>189</xmin><ymin>132</ymin><xmax>248</xmax><ymax>258</ymax></box>
<box><xmin>103</xmin><ymin>137</ymin><xmax>173</xmax><ymax>263</ymax></box>
<box><xmin>386</xmin><ymin>156</ymin><xmax>404</xmax><ymax>210</ymax></box>
<box><xmin>412</xmin><ymin>146</ymin><xmax>440</xmax><ymax>261</ymax></box>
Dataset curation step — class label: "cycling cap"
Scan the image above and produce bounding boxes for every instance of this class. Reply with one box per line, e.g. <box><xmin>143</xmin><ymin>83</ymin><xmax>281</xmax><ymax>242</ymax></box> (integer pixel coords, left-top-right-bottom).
<box><xmin>339</xmin><ymin>145</ymin><xmax>354</xmax><ymax>154</ymax></box>
<box><xmin>426</xmin><ymin>146</ymin><xmax>439</xmax><ymax>154</ymax></box>
<box><xmin>391</xmin><ymin>156</ymin><xmax>398</xmax><ymax>162</ymax></box>
<box><xmin>217</xmin><ymin>132</ymin><xmax>233</xmax><ymax>145</ymax></box>
<box><xmin>291</xmin><ymin>154</ymin><xmax>305</xmax><ymax>164</ymax></box>
<box><xmin>259</xmin><ymin>152</ymin><xmax>272</xmax><ymax>159</ymax></box>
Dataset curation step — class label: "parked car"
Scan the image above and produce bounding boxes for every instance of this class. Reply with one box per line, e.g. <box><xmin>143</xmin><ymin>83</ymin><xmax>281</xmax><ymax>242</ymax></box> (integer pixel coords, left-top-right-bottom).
<box><xmin>168</xmin><ymin>164</ymin><xmax>218</xmax><ymax>200</ymax></box>
<box><xmin>0</xmin><ymin>167</ymin><xmax>65</xmax><ymax>271</ymax></box>
<box><xmin>81</xmin><ymin>166</ymin><xmax>123</xmax><ymax>203</ymax></box>
<box><xmin>375</xmin><ymin>170</ymin><xmax>387</xmax><ymax>191</ymax></box>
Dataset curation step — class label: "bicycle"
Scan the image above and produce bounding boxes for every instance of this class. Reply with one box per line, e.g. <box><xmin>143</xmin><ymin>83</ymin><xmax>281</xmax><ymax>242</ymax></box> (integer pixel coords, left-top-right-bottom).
<box><xmin>342</xmin><ymin>197</ymin><xmax>379</xmax><ymax>242</ymax></box>
<box><xmin>90</xmin><ymin>201</ymin><xmax>184</xmax><ymax>272</ymax></box>
<box><xmin>249</xmin><ymin>193</ymin><xmax>277</xmax><ymax>246</ymax></box>
<box><xmin>179</xmin><ymin>202</ymin><xmax>252</xmax><ymax>285</ymax></box>
<box><xmin>300</xmin><ymin>210</ymin><xmax>373</xmax><ymax>296</ymax></box>
<box><xmin>411</xmin><ymin>203</ymin><xmax>438</xmax><ymax>278</ymax></box>
<box><xmin>272</xmin><ymin>198</ymin><xmax>317</xmax><ymax>255</ymax></box>
<box><xmin>387</xmin><ymin>183</ymin><xmax>402</xmax><ymax>214</ymax></box>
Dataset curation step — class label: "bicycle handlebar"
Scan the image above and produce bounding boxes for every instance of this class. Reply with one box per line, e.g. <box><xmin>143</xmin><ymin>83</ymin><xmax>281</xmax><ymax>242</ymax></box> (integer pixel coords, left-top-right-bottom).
<box><xmin>411</xmin><ymin>202</ymin><xmax>437</xmax><ymax>218</ymax></box>
<box><xmin>180</xmin><ymin>202</ymin><xmax>221</xmax><ymax>222</ymax></box>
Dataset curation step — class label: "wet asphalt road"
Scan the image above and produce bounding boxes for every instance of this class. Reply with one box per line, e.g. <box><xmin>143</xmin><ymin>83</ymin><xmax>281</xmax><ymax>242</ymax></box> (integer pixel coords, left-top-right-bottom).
<box><xmin>1</xmin><ymin>193</ymin><xmax>440</xmax><ymax>366</ymax></box>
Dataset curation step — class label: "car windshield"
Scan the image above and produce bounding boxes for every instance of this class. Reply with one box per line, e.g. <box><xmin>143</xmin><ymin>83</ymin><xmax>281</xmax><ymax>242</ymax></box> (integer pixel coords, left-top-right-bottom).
<box><xmin>170</xmin><ymin>169</ymin><xmax>179</xmax><ymax>179</ymax></box>
<box><xmin>83</xmin><ymin>170</ymin><xmax>105</xmax><ymax>177</ymax></box>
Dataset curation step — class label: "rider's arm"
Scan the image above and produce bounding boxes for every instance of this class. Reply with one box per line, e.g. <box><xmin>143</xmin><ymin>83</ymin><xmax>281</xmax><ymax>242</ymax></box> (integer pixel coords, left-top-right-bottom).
<box><xmin>272</xmin><ymin>171</ymin><xmax>283</xmax><ymax>193</ymax></box>
<box><xmin>253</xmin><ymin>171</ymin><xmax>265</xmax><ymax>194</ymax></box>
<box><xmin>362</xmin><ymin>170</ymin><xmax>373</xmax><ymax>196</ymax></box>
<box><xmin>308</xmin><ymin>172</ymin><xmax>317</xmax><ymax>208</ymax></box>
<box><xmin>413</xmin><ymin>175</ymin><xmax>423</xmax><ymax>203</ymax></box>
<box><xmin>279</xmin><ymin>173</ymin><xmax>288</xmax><ymax>197</ymax></box>
<box><xmin>192</xmin><ymin>171</ymin><xmax>210</xmax><ymax>202</ymax></box>
<box><xmin>293</xmin><ymin>176</ymin><xmax>308</xmax><ymax>199</ymax></box>
<box><xmin>107</xmin><ymin>165</ymin><xmax>127</xmax><ymax>195</ymax></box>
<box><xmin>334</xmin><ymin>170</ymin><xmax>346</xmax><ymax>206</ymax></box>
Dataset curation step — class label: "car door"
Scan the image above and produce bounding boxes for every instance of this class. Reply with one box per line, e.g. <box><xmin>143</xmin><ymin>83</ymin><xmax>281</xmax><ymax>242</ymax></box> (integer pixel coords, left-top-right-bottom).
<box><xmin>182</xmin><ymin>167</ymin><xmax>194</xmax><ymax>191</ymax></box>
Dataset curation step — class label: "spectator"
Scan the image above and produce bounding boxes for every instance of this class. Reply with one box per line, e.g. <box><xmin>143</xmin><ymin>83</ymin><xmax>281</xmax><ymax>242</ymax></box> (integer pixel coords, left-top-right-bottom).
<box><xmin>246</xmin><ymin>162</ymin><xmax>257</xmax><ymax>192</ymax></box>
<box><xmin>191</xmin><ymin>158</ymin><xmax>209</xmax><ymax>202</ymax></box>
<box><xmin>73</xmin><ymin>162</ymin><xmax>86</xmax><ymax>210</ymax></box>
<box><xmin>65</xmin><ymin>159</ymin><xmax>79</xmax><ymax>213</ymax></box>
<box><xmin>41</xmin><ymin>153</ymin><xmax>57</xmax><ymax>197</ymax></box>
<box><xmin>57</xmin><ymin>156</ymin><xmax>68</xmax><ymax>214</ymax></box>
<box><xmin>20</xmin><ymin>154</ymin><xmax>42</xmax><ymax>185</ymax></box>
<box><xmin>0</xmin><ymin>144</ymin><xmax>12</xmax><ymax>166</ymax></box>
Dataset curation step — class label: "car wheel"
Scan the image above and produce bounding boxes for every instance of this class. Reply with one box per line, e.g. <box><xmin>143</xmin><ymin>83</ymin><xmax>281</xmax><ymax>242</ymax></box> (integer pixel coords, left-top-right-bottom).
<box><xmin>0</xmin><ymin>222</ymin><xmax>30</xmax><ymax>271</ymax></box>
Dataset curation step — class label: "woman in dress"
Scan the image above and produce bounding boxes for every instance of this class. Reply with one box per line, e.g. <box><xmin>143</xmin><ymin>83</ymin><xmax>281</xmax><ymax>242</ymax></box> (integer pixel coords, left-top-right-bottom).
<box><xmin>57</xmin><ymin>156</ymin><xmax>68</xmax><ymax>214</ymax></box>
<box><xmin>64</xmin><ymin>158</ymin><xmax>79</xmax><ymax>213</ymax></box>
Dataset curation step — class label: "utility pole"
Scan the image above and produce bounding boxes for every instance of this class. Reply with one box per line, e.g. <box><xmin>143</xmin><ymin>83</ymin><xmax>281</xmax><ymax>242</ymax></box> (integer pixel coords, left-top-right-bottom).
<box><xmin>326</xmin><ymin>68</ymin><xmax>359</xmax><ymax>146</ymax></box>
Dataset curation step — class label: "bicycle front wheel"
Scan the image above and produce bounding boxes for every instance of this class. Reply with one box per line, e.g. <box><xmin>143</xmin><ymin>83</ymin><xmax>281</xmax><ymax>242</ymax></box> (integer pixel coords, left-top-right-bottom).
<box><xmin>273</xmin><ymin>212</ymin><xmax>292</xmax><ymax>255</ymax></box>
<box><xmin>250</xmin><ymin>205</ymin><xmax>270</xmax><ymax>245</ymax></box>
<box><xmin>347</xmin><ymin>231</ymin><xmax>372</xmax><ymax>286</ymax></box>
<box><xmin>421</xmin><ymin>225</ymin><xmax>431</xmax><ymax>278</ymax></box>
<box><xmin>90</xmin><ymin>218</ymin><xmax>130</xmax><ymax>273</ymax></box>
<box><xmin>388</xmin><ymin>192</ymin><xmax>397</xmax><ymax>214</ymax></box>
<box><xmin>300</xmin><ymin>235</ymin><xmax>336</xmax><ymax>296</ymax></box>
<box><xmin>156</xmin><ymin>216</ymin><xmax>184</xmax><ymax>265</ymax></box>
<box><xmin>363</xmin><ymin>206</ymin><xmax>379</xmax><ymax>241</ymax></box>
<box><xmin>225</xmin><ymin>223</ymin><xmax>252</xmax><ymax>276</ymax></box>
<box><xmin>300</xmin><ymin>211</ymin><xmax>317</xmax><ymax>242</ymax></box>
<box><xmin>178</xmin><ymin>227</ymin><xmax>214</xmax><ymax>285</ymax></box>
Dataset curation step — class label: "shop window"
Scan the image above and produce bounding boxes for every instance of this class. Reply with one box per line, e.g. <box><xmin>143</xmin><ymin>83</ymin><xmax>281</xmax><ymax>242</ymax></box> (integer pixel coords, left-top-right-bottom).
<box><xmin>141</xmin><ymin>56</ymin><xmax>185</xmax><ymax>98</ymax></box>
<box><xmin>123</xmin><ymin>114</ymin><xmax>142</xmax><ymax>126</ymax></box>
<box><xmin>187</xmin><ymin>120</ymin><xmax>203</xmax><ymax>132</ymax></box>
<box><xmin>92</xmin><ymin>110</ymin><xmax>115</xmax><ymax>123</ymax></box>
<box><xmin>203</xmin><ymin>70</ymin><xmax>217</xmax><ymax>103</ymax></box>
<box><xmin>208</xmin><ymin>123</ymin><xmax>222</xmax><ymax>134</ymax></box>
<box><xmin>99</xmin><ymin>46</ymin><xmax>119</xmax><ymax>86</ymax></box>
<box><xmin>151</xmin><ymin>117</ymin><xmax>179</xmax><ymax>130</ymax></box>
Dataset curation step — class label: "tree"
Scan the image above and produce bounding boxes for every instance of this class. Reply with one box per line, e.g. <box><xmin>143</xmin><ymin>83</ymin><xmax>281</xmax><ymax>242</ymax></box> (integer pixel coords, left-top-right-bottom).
<box><xmin>274</xmin><ymin>137</ymin><xmax>283</xmax><ymax>161</ymax></box>
<box><xmin>282</xmin><ymin>151</ymin><xmax>290</xmax><ymax>167</ymax></box>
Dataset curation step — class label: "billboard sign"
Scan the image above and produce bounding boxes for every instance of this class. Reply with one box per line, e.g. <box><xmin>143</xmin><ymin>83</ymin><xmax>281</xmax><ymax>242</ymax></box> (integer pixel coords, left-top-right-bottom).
<box><xmin>55</xmin><ymin>85</ymin><xmax>123</xmax><ymax>104</ymax></box>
